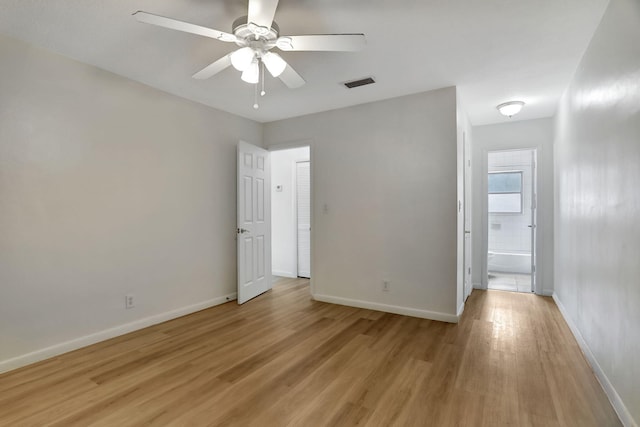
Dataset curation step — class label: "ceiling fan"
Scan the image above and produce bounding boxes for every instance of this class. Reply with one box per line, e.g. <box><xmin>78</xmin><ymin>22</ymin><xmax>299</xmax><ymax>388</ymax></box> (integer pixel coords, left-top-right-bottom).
<box><xmin>133</xmin><ymin>0</ymin><xmax>366</xmax><ymax>105</ymax></box>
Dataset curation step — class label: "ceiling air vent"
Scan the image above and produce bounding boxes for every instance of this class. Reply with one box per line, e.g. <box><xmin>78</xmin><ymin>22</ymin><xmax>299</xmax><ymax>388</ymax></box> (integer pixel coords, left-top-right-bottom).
<box><xmin>344</xmin><ymin>77</ymin><xmax>375</xmax><ymax>89</ymax></box>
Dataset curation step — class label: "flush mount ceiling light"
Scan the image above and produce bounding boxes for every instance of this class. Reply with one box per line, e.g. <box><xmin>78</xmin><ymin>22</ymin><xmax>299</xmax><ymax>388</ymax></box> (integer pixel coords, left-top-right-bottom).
<box><xmin>133</xmin><ymin>0</ymin><xmax>367</xmax><ymax>109</ymax></box>
<box><xmin>497</xmin><ymin>101</ymin><xmax>525</xmax><ymax>117</ymax></box>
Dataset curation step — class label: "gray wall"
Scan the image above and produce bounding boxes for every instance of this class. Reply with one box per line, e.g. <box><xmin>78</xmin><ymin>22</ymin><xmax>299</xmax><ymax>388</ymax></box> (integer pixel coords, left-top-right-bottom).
<box><xmin>264</xmin><ymin>88</ymin><xmax>460</xmax><ymax>321</ymax></box>
<box><xmin>0</xmin><ymin>34</ymin><xmax>262</xmax><ymax>369</ymax></box>
<box><xmin>553</xmin><ymin>0</ymin><xmax>640</xmax><ymax>423</ymax></box>
<box><xmin>472</xmin><ymin>118</ymin><xmax>554</xmax><ymax>294</ymax></box>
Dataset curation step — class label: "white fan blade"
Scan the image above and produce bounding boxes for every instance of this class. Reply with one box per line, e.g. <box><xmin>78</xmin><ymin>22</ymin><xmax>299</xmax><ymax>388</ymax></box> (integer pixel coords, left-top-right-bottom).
<box><xmin>133</xmin><ymin>11</ymin><xmax>237</xmax><ymax>42</ymax></box>
<box><xmin>277</xmin><ymin>34</ymin><xmax>366</xmax><ymax>52</ymax></box>
<box><xmin>247</xmin><ymin>0</ymin><xmax>279</xmax><ymax>28</ymax></box>
<box><xmin>278</xmin><ymin>63</ymin><xmax>305</xmax><ymax>89</ymax></box>
<box><xmin>192</xmin><ymin>54</ymin><xmax>233</xmax><ymax>79</ymax></box>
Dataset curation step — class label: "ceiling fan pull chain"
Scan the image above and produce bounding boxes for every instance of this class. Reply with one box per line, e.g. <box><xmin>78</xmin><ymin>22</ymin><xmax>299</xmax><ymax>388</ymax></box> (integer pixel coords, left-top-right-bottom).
<box><xmin>261</xmin><ymin>62</ymin><xmax>266</xmax><ymax>97</ymax></box>
<box><xmin>253</xmin><ymin>78</ymin><xmax>259</xmax><ymax>109</ymax></box>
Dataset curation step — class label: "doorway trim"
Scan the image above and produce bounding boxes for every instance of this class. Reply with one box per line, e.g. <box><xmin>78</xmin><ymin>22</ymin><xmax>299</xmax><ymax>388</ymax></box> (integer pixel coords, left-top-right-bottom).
<box><xmin>295</xmin><ymin>160</ymin><xmax>311</xmax><ymax>279</ymax></box>
<box><xmin>268</xmin><ymin>139</ymin><xmax>315</xmax><ymax>295</ymax></box>
<box><xmin>481</xmin><ymin>147</ymin><xmax>540</xmax><ymax>294</ymax></box>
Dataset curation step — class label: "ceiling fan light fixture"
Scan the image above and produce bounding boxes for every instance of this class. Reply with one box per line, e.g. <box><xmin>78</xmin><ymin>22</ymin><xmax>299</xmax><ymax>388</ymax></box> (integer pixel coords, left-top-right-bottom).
<box><xmin>134</xmin><ymin>1</ymin><xmax>367</xmax><ymax>105</ymax></box>
<box><xmin>231</xmin><ymin>47</ymin><xmax>256</xmax><ymax>71</ymax></box>
<box><xmin>241</xmin><ymin>59</ymin><xmax>260</xmax><ymax>84</ymax></box>
<box><xmin>262</xmin><ymin>52</ymin><xmax>287</xmax><ymax>77</ymax></box>
<box><xmin>497</xmin><ymin>101</ymin><xmax>525</xmax><ymax>117</ymax></box>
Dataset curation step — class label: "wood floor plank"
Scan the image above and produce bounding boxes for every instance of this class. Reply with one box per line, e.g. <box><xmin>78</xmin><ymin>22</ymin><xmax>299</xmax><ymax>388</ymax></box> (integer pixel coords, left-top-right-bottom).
<box><xmin>0</xmin><ymin>279</ymin><xmax>622</xmax><ymax>426</ymax></box>
<box><xmin>363</xmin><ymin>357</ymin><xmax>431</xmax><ymax>427</ymax></box>
<box><xmin>249</xmin><ymin>333</ymin><xmax>374</xmax><ymax>427</ymax></box>
<box><xmin>217</xmin><ymin>317</ymin><xmax>334</xmax><ymax>383</ymax></box>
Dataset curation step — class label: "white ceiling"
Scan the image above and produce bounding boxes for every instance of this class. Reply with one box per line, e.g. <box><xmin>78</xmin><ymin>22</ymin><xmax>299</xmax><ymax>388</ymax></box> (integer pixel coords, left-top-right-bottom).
<box><xmin>0</xmin><ymin>0</ymin><xmax>609</xmax><ymax>125</ymax></box>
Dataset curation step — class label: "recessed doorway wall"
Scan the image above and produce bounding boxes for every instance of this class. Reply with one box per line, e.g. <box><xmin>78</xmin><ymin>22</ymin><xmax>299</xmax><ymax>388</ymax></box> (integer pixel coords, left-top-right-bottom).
<box><xmin>471</xmin><ymin>118</ymin><xmax>554</xmax><ymax>296</ymax></box>
<box><xmin>270</xmin><ymin>146</ymin><xmax>311</xmax><ymax>279</ymax></box>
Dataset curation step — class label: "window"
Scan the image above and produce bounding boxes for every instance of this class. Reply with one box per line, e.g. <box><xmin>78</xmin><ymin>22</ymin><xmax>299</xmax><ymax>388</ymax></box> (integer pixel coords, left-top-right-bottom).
<box><xmin>488</xmin><ymin>171</ymin><xmax>523</xmax><ymax>213</ymax></box>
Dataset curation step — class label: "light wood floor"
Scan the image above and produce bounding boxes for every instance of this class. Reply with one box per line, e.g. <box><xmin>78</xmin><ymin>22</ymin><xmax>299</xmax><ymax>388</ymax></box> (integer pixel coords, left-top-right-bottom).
<box><xmin>0</xmin><ymin>277</ymin><xmax>621</xmax><ymax>426</ymax></box>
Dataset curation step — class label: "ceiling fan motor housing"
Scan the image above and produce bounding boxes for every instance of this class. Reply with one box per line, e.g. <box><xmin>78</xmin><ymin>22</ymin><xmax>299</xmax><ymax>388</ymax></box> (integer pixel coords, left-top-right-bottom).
<box><xmin>232</xmin><ymin>16</ymin><xmax>279</xmax><ymax>47</ymax></box>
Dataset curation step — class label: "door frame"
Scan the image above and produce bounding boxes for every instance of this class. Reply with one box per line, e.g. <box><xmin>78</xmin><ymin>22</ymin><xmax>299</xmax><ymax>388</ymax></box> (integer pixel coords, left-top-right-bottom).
<box><xmin>463</xmin><ymin>131</ymin><xmax>473</xmax><ymax>301</ymax></box>
<box><xmin>295</xmin><ymin>160</ymin><xmax>311</xmax><ymax>279</ymax></box>
<box><xmin>481</xmin><ymin>147</ymin><xmax>539</xmax><ymax>294</ymax></box>
<box><xmin>268</xmin><ymin>140</ymin><xmax>314</xmax><ymax>295</ymax></box>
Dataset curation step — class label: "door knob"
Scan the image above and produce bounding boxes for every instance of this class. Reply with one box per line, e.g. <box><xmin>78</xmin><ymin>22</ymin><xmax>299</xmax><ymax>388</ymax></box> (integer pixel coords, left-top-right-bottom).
<box><xmin>237</xmin><ymin>228</ymin><xmax>250</xmax><ymax>234</ymax></box>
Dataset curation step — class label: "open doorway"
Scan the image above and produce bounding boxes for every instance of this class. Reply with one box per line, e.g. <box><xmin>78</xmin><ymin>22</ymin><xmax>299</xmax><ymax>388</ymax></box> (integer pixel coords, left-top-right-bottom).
<box><xmin>270</xmin><ymin>146</ymin><xmax>311</xmax><ymax>280</ymax></box>
<box><xmin>486</xmin><ymin>148</ymin><xmax>537</xmax><ymax>293</ymax></box>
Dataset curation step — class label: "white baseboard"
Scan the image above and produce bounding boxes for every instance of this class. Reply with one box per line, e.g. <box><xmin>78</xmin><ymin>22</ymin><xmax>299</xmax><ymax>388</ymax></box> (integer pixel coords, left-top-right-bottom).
<box><xmin>272</xmin><ymin>270</ymin><xmax>297</xmax><ymax>278</ymax></box>
<box><xmin>0</xmin><ymin>293</ymin><xmax>237</xmax><ymax>374</ymax></box>
<box><xmin>312</xmin><ymin>293</ymin><xmax>459</xmax><ymax>323</ymax></box>
<box><xmin>473</xmin><ymin>282</ymin><xmax>484</xmax><ymax>289</ymax></box>
<box><xmin>552</xmin><ymin>293</ymin><xmax>636</xmax><ymax>427</ymax></box>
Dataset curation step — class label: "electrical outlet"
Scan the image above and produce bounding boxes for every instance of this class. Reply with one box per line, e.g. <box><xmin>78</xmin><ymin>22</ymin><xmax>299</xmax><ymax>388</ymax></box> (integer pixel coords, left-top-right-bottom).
<box><xmin>382</xmin><ymin>280</ymin><xmax>390</xmax><ymax>292</ymax></box>
<box><xmin>125</xmin><ymin>294</ymin><xmax>135</xmax><ymax>309</ymax></box>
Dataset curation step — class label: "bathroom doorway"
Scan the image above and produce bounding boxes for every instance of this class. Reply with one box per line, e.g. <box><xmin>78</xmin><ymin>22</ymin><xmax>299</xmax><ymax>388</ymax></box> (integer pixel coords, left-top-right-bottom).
<box><xmin>486</xmin><ymin>149</ymin><xmax>537</xmax><ymax>293</ymax></box>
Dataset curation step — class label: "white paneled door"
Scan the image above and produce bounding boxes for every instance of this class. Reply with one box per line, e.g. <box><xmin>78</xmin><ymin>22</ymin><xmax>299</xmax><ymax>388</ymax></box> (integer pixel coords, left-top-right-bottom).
<box><xmin>296</xmin><ymin>161</ymin><xmax>311</xmax><ymax>278</ymax></box>
<box><xmin>237</xmin><ymin>141</ymin><xmax>272</xmax><ymax>304</ymax></box>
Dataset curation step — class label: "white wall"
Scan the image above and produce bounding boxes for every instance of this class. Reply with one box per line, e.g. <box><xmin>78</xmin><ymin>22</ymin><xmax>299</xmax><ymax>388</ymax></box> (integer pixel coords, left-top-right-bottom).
<box><xmin>0</xmin><ymin>35</ymin><xmax>262</xmax><ymax>371</ymax></box>
<box><xmin>553</xmin><ymin>0</ymin><xmax>640</xmax><ymax>424</ymax></box>
<box><xmin>471</xmin><ymin>118</ymin><xmax>554</xmax><ymax>294</ymax></box>
<box><xmin>264</xmin><ymin>87</ymin><xmax>460</xmax><ymax>322</ymax></box>
<box><xmin>270</xmin><ymin>146</ymin><xmax>310</xmax><ymax>277</ymax></box>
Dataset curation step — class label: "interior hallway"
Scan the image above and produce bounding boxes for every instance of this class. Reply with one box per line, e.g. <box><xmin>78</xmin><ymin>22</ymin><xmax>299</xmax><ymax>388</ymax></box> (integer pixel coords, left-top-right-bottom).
<box><xmin>0</xmin><ymin>277</ymin><xmax>620</xmax><ymax>426</ymax></box>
